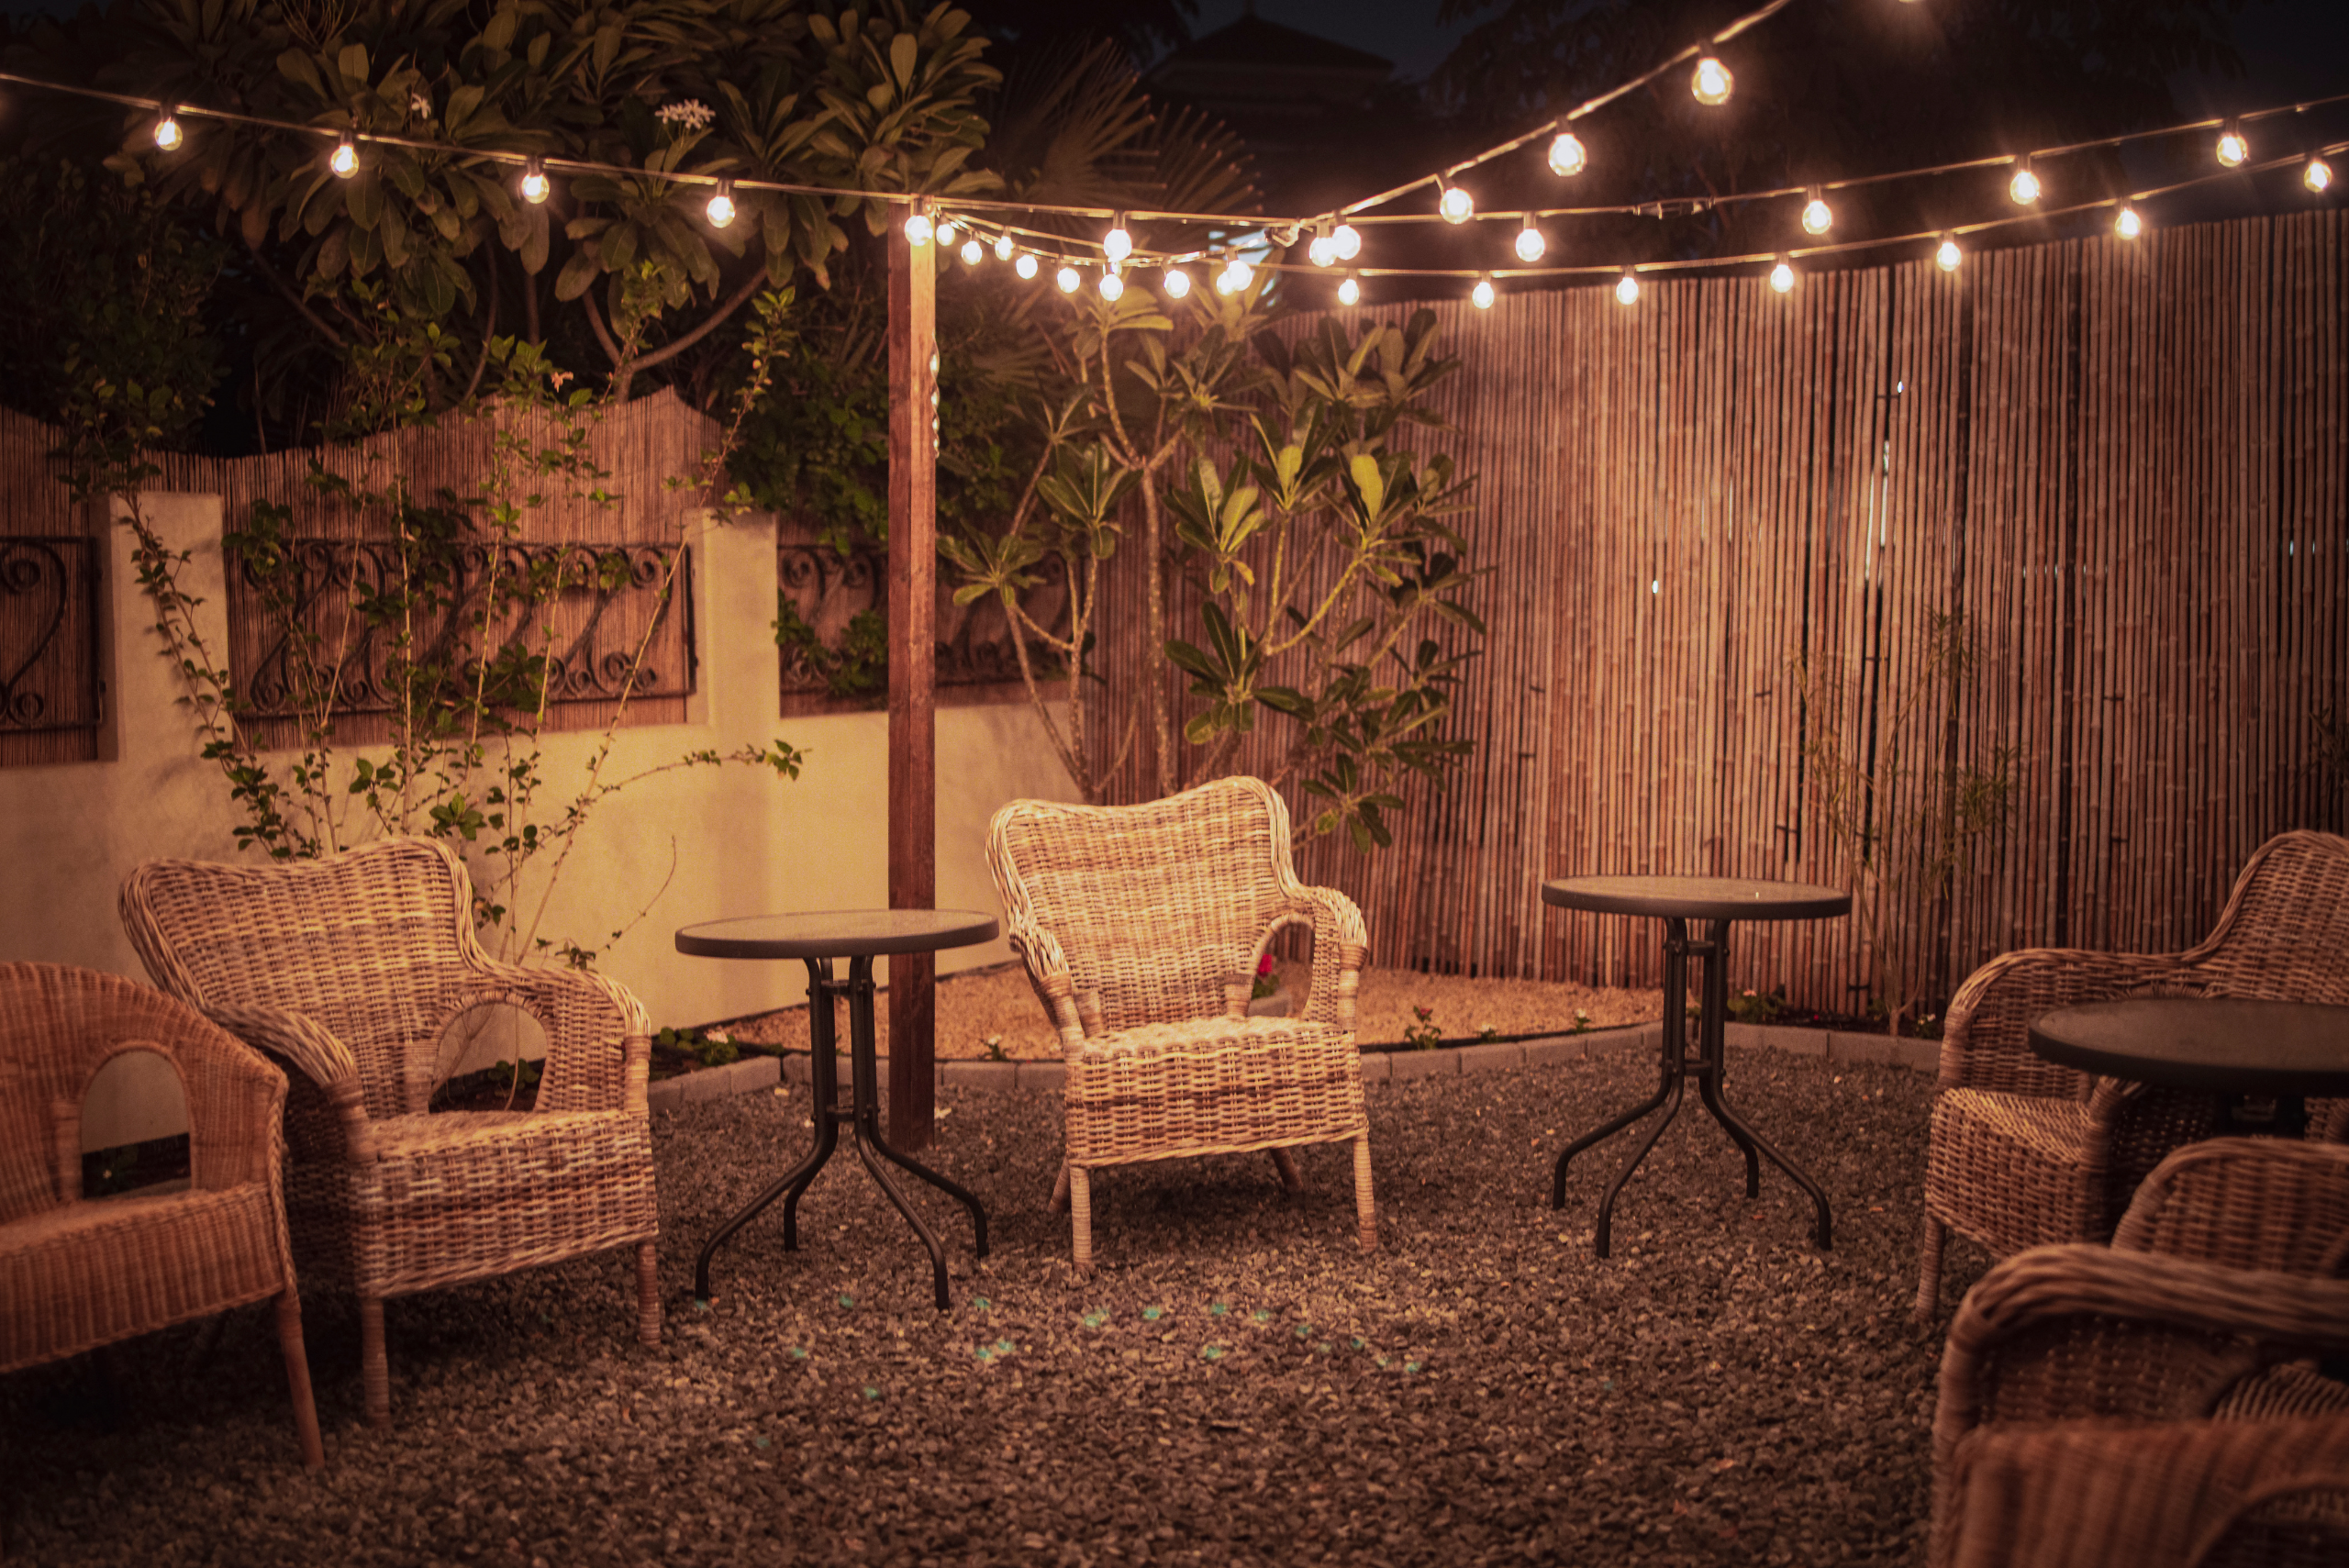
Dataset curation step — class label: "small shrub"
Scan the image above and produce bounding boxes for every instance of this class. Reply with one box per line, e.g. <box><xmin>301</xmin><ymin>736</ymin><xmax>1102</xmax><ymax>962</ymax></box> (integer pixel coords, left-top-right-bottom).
<box><xmin>1403</xmin><ymin>1004</ymin><xmax>1443</xmax><ymax>1051</ymax></box>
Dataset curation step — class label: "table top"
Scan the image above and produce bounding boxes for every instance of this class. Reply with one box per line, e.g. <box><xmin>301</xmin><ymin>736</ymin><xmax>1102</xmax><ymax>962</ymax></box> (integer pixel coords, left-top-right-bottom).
<box><xmin>2028</xmin><ymin>998</ymin><xmax>2349</xmax><ymax>1095</ymax></box>
<box><xmin>1542</xmin><ymin>875</ymin><xmax>1851</xmax><ymax>923</ymax></box>
<box><xmin>675</xmin><ymin>908</ymin><xmax>1000</xmax><ymax>961</ymax></box>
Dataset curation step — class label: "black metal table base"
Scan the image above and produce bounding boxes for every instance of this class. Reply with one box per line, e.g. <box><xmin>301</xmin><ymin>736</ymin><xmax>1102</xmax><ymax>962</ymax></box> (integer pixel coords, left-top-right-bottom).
<box><xmin>694</xmin><ymin>955</ymin><xmax>988</xmax><ymax>1309</ymax></box>
<box><xmin>1552</xmin><ymin>917</ymin><xmax>1832</xmax><ymax>1258</ymax></box>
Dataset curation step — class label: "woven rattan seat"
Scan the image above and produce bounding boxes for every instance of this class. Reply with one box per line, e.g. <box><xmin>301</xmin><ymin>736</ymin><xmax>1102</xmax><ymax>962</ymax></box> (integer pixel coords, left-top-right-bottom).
<box><xmin>988</xmin><ymin>777</ymin><xmax>1377</xmax><ymax>1266</ymax></box>
<box><xmin>0</xmin><ymin>962</ymin><xmax>323</xmax><ymax>1474</ymax></box>
<box><xmin>119</xmin><ymin>838</ymin><xmax>661</xmax><ymax>1427</ymax></box>
<box><xmin>1917</xmin><ymin>829</ymin><xmax>2349</xmax><ymax>1320</ymax></box>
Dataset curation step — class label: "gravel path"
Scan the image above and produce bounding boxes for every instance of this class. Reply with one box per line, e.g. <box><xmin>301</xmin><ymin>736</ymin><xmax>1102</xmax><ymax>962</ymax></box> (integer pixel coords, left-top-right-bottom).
<box><xmin>3</xmin><ymin>1047</ymin><xmax>1978</xmax><ymax>1566</ymax></box>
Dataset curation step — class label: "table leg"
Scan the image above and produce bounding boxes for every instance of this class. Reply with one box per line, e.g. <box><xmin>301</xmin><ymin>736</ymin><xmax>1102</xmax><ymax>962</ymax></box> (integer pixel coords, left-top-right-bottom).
<box><xmin>1688</xmin><ymin>920</ymin><xmax>1832</xmax><ymax>1250</ymax></box>
<box><xmin>695</xmin><ymin>956</ymin><xmax>847</xmax><ymax>1302</ymax></box>
<box><xmin>1553</xmin><ymin>917</ymin><xmax>1694</xmax><ymax>1256</ymax></box>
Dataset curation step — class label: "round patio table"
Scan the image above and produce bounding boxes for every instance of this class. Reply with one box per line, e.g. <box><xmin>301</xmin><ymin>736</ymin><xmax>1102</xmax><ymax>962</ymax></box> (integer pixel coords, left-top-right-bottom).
<box><xmin>2029</xmin><ymin>997</ymin><xmax>2349</xmax><ymax>1139</ymax></box>
<box><xmin>676</xmin><ymin>908</ymin><xmax>999</xmax><ymax>1309</ymax></box>
<box><xmin>1542</xmin><ymin>876</ymin><xmax>1849</xmax><ymax>1258</ymax></box>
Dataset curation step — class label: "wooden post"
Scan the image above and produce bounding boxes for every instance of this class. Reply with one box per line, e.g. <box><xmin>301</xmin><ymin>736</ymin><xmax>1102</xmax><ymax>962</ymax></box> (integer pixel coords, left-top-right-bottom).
<box><xmin>886</xmin><ymin>221</ymin><xmax>939</xmax><ymax>1151</ymax></box>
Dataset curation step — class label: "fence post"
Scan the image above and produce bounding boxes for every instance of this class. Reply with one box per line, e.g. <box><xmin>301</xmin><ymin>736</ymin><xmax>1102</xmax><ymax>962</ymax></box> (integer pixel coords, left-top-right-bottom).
<box><xmin>886</xmin><ymin>221</ymin><xmax>939</xmax><ymax>1150</ymax></box>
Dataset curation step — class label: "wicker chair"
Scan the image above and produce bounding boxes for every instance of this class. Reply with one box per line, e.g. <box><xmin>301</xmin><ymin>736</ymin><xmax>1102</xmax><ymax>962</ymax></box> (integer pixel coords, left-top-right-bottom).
<box><xmin>1931</xmin><ymin>1138</ymin><xmax>2349</xmax><ymax>1568</ymax></box>
<box><xmin>0</xmin><ymin>962</ymin><xmax>323</xmax><ymax>1471</ymax></box>
<box><xmin>119</xmin><ymin>838</ymin><xmax>661</xmax><ymax>1427</ymax></box>
<box><xmin>987</xmin><ymin>776</ymin><xmax>1376</xmax><ymax>1267</ymax></box>
<box><xmin>1917</xmin><ymin>828</ymin><xmax>2349</xmax><ymax>1319</ymax></box>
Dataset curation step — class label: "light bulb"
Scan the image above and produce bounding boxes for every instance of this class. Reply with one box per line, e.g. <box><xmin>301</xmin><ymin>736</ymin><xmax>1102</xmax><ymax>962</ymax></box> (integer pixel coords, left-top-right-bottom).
<box><xmin>1055</xmin><ymin>264</ymin><xmax>1080</xmax><ymax>294</ymax></box>
<box><xmin>1616</xmin><ymin>271</ymin><xmax>1640</xmax><ymax>306</ymax></box>
<box><xmin>1218</xmin><ymin>256</ymin><xmax>1253</xmax><ymax>295</ymax></box>
<box><xmin>1015</xmin><ymin>252</ymin><xmax>1039</xmax><ymax>280</ymax></box>
<box><xmin>961</xmin><ymin>238</ymin><xmax>984</xmax><ymax>264</ymax></box>
<box><xmin>707</xmin><ymin>180</ymin><xmax>736</xmax><ymax>228</ymax></box>
<box><xmin>519</xmin><ymin>158</ymin><xmax>549</xmax><ymax>205</ymax></box>
<box><xmin>152</xmin><ymin>113</ymin><xmax>183</xmax><ymax>151</ymax></box>
<box><xmin>1103</xmin><ymin>218</ymin><xmax>1131</xmax><ymax>262</ymax></box>
<box><xmin>1692</xmin><ymin>57</ymin><xmax>1732</xmax><ymax>106</ymax></box>
<box><xmin>1936</xmin><ymin>233</ymin><xmax>1963</xmax><ymax>272</ymax></box>
<box><xmin>1308</xmin><ymin>234</ymin><xmax>1337</xmax><ymax>268</ymax></box>
<box><xmin>2307</xmin><ymin>156</ymin><xmax>2334</xmax><ymax>193</ymax></box>
<box><xmin>995</xmin><ymin>234</ymin><xmax>1015</xmax><ymax>261</ymax></box>
<box><xmin>1331</xmin><ymin>223</ymin><xmax>1362</xmax><ymax>260</ymax></box>
<box><xmin>330</xmin><ymin>136</ymin><xmax>359</xmax><ymax>178</ymax></box>
<box><xmin>1163</xmin><ymin>267</ymin><xmax>1191</xmax><ymax>300</ymax></box>
<box><xmin>2217</xmin><ymin>123</ymin><xmax>2248</xmax><ymax>167</ymax></box>
<box><xmin>2009</xmin><ymin>159</ymin><xmax>2041</xmax><ymax>205</ymax></box>
<box><xmin>1800</xmin><ymin>188</ymin><xmax>1831</xmax><ymax>236</ymax></box>
<box><xmin>1338</xmin><ymin>274</ymin><xmax>1360</xmax><ymax>306</ymax></box>
<box><xmin>904</xmin><ymin>208</ymin><xmax>932</xmax><ymax>246</ymax></box>
<box><xmin>1098</xmin><ymin>270</ymin><xmax>1123</xmax><ymax>301</ymax></box>
<box><xmin>1548</xmin><ymin>128</ymin><xmax>1586</xmax><ymax>177</ymax></box>
<box><xmin>1514</xmin><ymin>219</ymin><xmax>1545</xmax><ymax>263</ymax></box>
<box><xmin>1439</xmin><ymin>183</ymin><xmax>1474</xmax><ymax>224</ymax></box>
<box><xmin>2115</xmin><ymin>206</ymin><xmax>2143</xmax><ymax>239</ymax></box>
<box><xmin>1769</xmin><ymin>257</ymin><xmax>1794</xmax><ymax>294</ymax></box>
<box><xmin>936</xmin><ymin>219</ymin><xmax>957</xmax><ymax>247</ymax></box>
<box><xmin>1472</xmin><ymin>275</ymin><xmax>1496</xmax><ymax>309</ymax></box>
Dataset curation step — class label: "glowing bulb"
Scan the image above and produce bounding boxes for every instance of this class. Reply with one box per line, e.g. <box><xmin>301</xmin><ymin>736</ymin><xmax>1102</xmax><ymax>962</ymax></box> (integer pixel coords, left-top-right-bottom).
<box><xmin>995</xmin><ymin>234</ymin><xmax>1015</xmax><ymax>261</ymax></box>
<box><xmin>1514</xmin><ymin>219</ymin><xmax>1545</xmax><ymax>263</ymax></box>
<box><xmin>1217</xmin><ymin>256</ymin><xmax>1252</xmax><ymax>295</ymax></box>
<box><xmin>152</xmin><ymin>113</ymin><xmax>183</xmax><ymax>151</ymax></box>
<box><xmin>1616</xmin><ymin>271</ymin><xmax>1640</xmax><ymax>306</ymax></box>
<box><xmin>1548</xmin><ymin>128</ymin><xmax>1586</xmax><ymax>177</ymax></box>
<box><xmin>961</xmin><ymin>238</ymin><xmax>984</xmax><ymax>264</ymax></box>
<box><xmin>2307</xmin><ymin>156</ymin><xmax>2334</xmax><ymax>194</ymax></box>
<box><xmin>1800</xmin><ymin>188</ymin><xmax>1831</xmax><ymax>236</ymax></box>
<box><xmin>707</xmin><ymin>180</ymin><xmax>736</xmax><ymax>228</ymax></box>
<box><xmin>1472</xmin><ymin>275</ymin><xmax>1496</xmax><ymax>309</ymax></box>
<box><xmin>519</xmin><ymin>158</ymin><xmax>549</xmax><ymax>205</ymax></box>
<box><xmin>1308</xmin><ymin>234</ymin><xmax>1337</xmax><ymax>268</ymax></box>
<box><xmin>2009</xmin><ymin>159</ymin><xmax>2041</xmax><ymax>205</ymax></box>
<box><xmin>330</xmin><ymin>136</ymin><xmax>359</xmax><ymax>178</ymax></box>
<box><xmin>1163</xmin><ymin>267</ymin><xmax>1191</xmax><ymax>300</ymax></box>
<box><xmin>1936</xmin><ymin>233</ymin><xmax>1963</xmax><ymax>272</ymax></box>
<box><xmin>2115</xmin><ymin>206</ymin><xmax>2143</xmax><ymax>239</ymax></box>
<box><xmin>1692</xmin><ymin>57</ymin><xmax>1732</xmax><ymax>106</ymax></box>
<box><xmin>1055</xmin><ymin>264</ymin><xmax>1080</xmax><ymax>294</ymax></box>
<box><xmin>1769</xmin><ymin>257</ymin><xmax>1794</xmax><ymax>294</ymax></box>
<box><xmin>1338</xmin><ymin>274</ymin><xmax>1360</xmax><ymax>306</ymax></box>
<box><xmin>1103</xmin><ymin>218</ymin><xmax>1131</xmax><ymax>262</ymax></box>
<box><xmin>1015</xmin><ymin>252</ymin><xmax>1039</xmax><ymax>280</ymax></box>
<box><xmin>2217</xmin><ymin>123</ymin><xmax>2248</xmax><ymax>167</ymax></box>
<box><xmin>936</xmin><ymin>219</ymin><xmax>957</xmax><ymax>247</ymax></box>
<box><xmin>1439</xmin><ymin>183</ymin><xmax>1474</xmax><ymax>224</ymax></box>
<box><xmin>1098</xmin><ymin>270</ymin><xmax>1123</xmax><ymax>301</ymax></box>
<box><xmin>904</xmin><ymin>208</ymin><xmax>932</xmax><ymax>246</ymax></box>
<box><xmin>1331</xmin><ymin>223</ymin><xmax>1361</xmax><ymax>260</ymax></box>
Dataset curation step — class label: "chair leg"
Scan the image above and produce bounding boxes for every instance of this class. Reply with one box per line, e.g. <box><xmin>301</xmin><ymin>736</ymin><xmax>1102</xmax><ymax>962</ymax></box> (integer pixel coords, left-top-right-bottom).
<box><xmin>1270</xmin><ymin>1147</ymin><xmax>1306</xmax><ymax>1194</ymax></box>
<box><xmin>275</xmin><ymin>1289</ymin><xmax>326</xmax><ymax>1471</ymax></box>
<box><xmin>1353</xmin><ymin>1136</ymin><xmax>1378</xmax><ymax>1253</ymax></box>
<box><xmin>1051</xmin><ymin>1161</ymin><xmax>1072</xmax><ymax>1214</ymax></box>
<box><xmin>635</xmin><ymin>1242</ymin><xmax>661</xmax><ymax>1348</ymax></box>
<box><xmin>1915</xmin><ymin>1215</ymin><xmax>1947</xmax><ymax>1323</ymax></box>
<box><xmin>1070</xmin><ymin>1165</ymin><xmax>1093</xmax><ymax>1270</ymax></box>
<box><xmin>359</xmin><ymin>1296</ymin><xmax>390</xmax><ymax>1429</ymax></box>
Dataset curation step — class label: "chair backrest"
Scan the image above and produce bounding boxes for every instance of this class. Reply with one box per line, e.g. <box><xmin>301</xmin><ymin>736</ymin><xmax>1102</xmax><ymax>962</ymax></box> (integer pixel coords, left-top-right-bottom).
<box><xmin>2194</xmin><ymin>830</ymin><xmax>2349</xmax><ymax>1002</ymax></box>
<box><xmin>120</xmin><ymin>837</ymin><xmax>486</xmax><ymax>1120</ymax></box>
<box><xmin>0</xmin><ymin>962</ymin><xmax>280</xmax><ymax>1226</ymax></box>
<box><xmin>988</xmin><ymin>776</ymin><xmax>1308</xmax><ymax>1033</ymax></box>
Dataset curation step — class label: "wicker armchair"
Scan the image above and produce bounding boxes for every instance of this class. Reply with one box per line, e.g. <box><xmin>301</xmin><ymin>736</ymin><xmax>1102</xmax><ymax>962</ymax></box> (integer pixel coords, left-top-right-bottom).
<box><xmin>987</xmin><ymin>776</ymin><xmax>1376</xmax><ymax>1267</ymax></box>
<box><xmin>119</xmin><ymin>838</ymin><xmax>661</xmax><ymax>1428</ymax></box>
<box><xmin>1917</xmin><ymin>828</ymin><xmax>2349</xmax><ymax>1318</ymax></box>
<box><xmin>1931</xmin><ymin>1139</ymin><xmax>2349</xmax><ymax>1568</ymax></box>
<box><xmin>0</xmin><ymin>962</ymin><xmax>323</xmax><ymax>1471</ymax></box>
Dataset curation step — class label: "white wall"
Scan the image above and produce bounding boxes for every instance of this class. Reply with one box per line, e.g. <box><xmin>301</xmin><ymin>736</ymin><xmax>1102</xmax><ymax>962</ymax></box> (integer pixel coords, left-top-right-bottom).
<box><xmin>1</xmin><ymin>494</ymin><xmax>1083</xmax><ymax>1146</ymax></box>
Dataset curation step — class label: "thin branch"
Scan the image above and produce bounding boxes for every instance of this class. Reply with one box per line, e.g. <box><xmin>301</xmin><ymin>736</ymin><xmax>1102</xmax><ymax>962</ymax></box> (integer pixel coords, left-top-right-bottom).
<box><xmin>242</xmin><ymin>236</ymin><xmax>346</xmax><ymax>350</ymax></box>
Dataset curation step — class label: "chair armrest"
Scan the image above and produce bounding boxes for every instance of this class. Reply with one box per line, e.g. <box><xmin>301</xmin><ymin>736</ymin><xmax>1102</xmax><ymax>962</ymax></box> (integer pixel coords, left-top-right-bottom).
<box><xmin>1942</xmin><ymin>948</ymin><xmax>2203</xmax><ymax>1096</ymax></box>
<box><xmin>1001</xmin><ymin>923</ymin><xmax>1091</xmax><ymax>1056</ymax></box>
<box><xmin>1286</xmin><ymin>885</ymin><xmax>1369</xmax><ymax>1034</ymax></box>
<box><xmin>2114</xmin><ymin>1138</ymin><xmax>2349</xmax><ymax>1275</ymax></box>
<box><xmin>452</xmin><ymin>961</ymin><xmax>652</xmax><ymax>1116</ymax></box>
<box><xmin>168</xmin><ymin>1023</ymin><xmax>289</xmax><ymax>1196</ymax></box>
<box><xmin>199</xmin><ymin>1001</ymin><xmax>376</xmax><ymax>1163</ymax></box>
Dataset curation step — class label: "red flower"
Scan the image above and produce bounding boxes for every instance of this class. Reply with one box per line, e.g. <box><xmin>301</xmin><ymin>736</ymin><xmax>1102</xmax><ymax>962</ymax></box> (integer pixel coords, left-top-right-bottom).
<box><xmin>1257</xmin><ymin>953</ymin><xmax>1275</xmax><ymax>976</ymax></box>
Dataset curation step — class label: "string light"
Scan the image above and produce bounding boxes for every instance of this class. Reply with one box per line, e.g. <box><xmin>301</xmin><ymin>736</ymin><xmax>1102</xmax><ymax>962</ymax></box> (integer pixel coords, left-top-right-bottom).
<box><xmin>995</xmin><ymin>234</ymin><xmax>1015</xmax><ymax>261</ymax></box>
<box><xmin>519</xmin><ymin>157</ymin><xmax>549</xmax><ymax>205</ymax></box>
<box><xmin>2308</xmin><ymin>155</ymin><xmax>2335</xmax><ymax>193</ymax></box>
<box><xmin>1338</xmin><ymin>274</ymin><xmax>1361</xmax><ymax>306</ymax></box>
<box><xmin>1163</xmin><ymin>267</ymin><xmax>1191</xmax><ymax>299</ymax></box>
<box><xmin>1801</xmin><ymin>187</ymin><xmax>1831</xmax><ymax>235</ymax></box>
<box><xmin>2009</xmin><ymin>157</ymin><xmax>2040</xmax><ymax>205</ymax></box>
<box><xmin>1217</xmin><ymin>255</ymin><xmax>1253</xmax><ymax>294</ymax></box>
<box><xmin>1015</xmin><ymin>252</ymin><xmax>1039</xmax><ymax>280</ymax></box>
<box><xmin>2217</xmin><ymin>120</ymin><xmax>2249</xmax><ymax>167</ymax></box>
<box><xmin>2114</xmin><ymin>205</ymin><xmax>2143</xmax><ymax>239</ymax></box>
<box><xmin>1616</xmin><ymin>270</ymin><xmax>1641</xmax><ymax>306</ymax></box>
<box><xmin>1332</xmin><ymin>223</ymin><xmax>1362</xmax><ymax>261</ymax></box>
<box><xmin>1769</xmin><ymin>255</ymin><xmax>1795</xmax><ymax>294</ymax></box>
<box><xmin>1692</xmin><ymin>57</ymin><xmax>1733</xmax><ymax>106</ymax></box>
<box><xmin>1308</xmin><ymin>227</ymin><xmax>1338</xmax><ymax>267</ymax></box>
<box><xmin>903</xmin><ymin>203</ymin><xmax>933</xmax><ymax>245</ymax></box>
<box><xmin>936</xmin><ymin>218</ymin><xmax>957</xmax><ymax>247</ymax></box>
<box><xmin>151</xmin><ymin>110</ymin><xmax>182</xmax><ymax>150</ymax></box>
<box><xmin>1098</xmin><ymin>270</ymin><xmax>1124</xmax><ymax>301</ymax></box>
<box><xmin>1515</xmin><ymin>217</ymin><xmax>1546</xmax><ymax>263</ymax></box>
<box><xmin>329</xmin><ymin>135</ymin><xmax>359</xmax><ymax>178</ymax></box>
<box><xmin>1548</xmin><ymin>127</ymin><xmax>1586</xmax><ymax>177</ymax></box>
<box><xmin>1472</xmin><ymin>274</ymin><xmax>1497</xmax><ymax>309</ymax></box>
<box><xmin>1103</xmin><ymin>217</ymin><xmax>1131</xmax><ymax>262</ymax></box>
<box><xmin>1935</xmin><ymin>232</ymin><xmax>1963</xmax><ymax>272</ymax></box>
<box><xmin>960</xmin><ymin>238</ymin><xmax>984</xmax><ymax>264</ymax></box>
<box><xmin>1054</xmin><ymin>263</ymin><xmax>1080</xmax><ymax>294</ymax></box>
<box><xmin>706</xmin><ymin>179</ymin><xmax>736</xmax><ymax>228</ymax></box>
<box><xmin>1439</xmin><ymin>180</ymin><xmax>1475</xmax><ymax>224</ymax></box>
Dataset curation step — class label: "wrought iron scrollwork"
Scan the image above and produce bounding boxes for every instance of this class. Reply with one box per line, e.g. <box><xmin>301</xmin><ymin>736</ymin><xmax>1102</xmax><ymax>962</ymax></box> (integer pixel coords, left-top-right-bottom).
<box><xmin>0</xmin><ymin>538</ymin><xmax>101</xmax><ymax>733</ymax></box>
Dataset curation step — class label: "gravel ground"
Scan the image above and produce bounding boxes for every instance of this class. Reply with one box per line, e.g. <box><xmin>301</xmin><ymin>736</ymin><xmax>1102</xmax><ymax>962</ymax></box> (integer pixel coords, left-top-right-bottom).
<box><xmin>2</xmin><ymin>1046</ymin><xmax>1979</xmax><ymax>1566</ymax></box>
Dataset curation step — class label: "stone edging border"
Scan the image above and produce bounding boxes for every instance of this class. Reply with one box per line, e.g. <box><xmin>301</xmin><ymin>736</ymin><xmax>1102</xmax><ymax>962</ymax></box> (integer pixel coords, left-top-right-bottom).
<box><xmin>646</xmin><ymin>1022</ymin><xmax>1940</xmax><ymax>1112</ymax></box>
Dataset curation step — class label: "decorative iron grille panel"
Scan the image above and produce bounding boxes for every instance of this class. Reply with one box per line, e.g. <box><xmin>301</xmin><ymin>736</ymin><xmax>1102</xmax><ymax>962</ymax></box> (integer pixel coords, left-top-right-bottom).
<box><xmin>777</xmin><ymin>539</ymin><xmax>1068</xmax><ymax>700</ymax></box>
<box><xmin>230</xmin><ymin>539</ymin><xmax>693</xmax><ymax>720</ymax></box>
<box><xmin>0</xmin><ymin>537</ymin><xmax>103</xmax><ymax>733</ymax></box>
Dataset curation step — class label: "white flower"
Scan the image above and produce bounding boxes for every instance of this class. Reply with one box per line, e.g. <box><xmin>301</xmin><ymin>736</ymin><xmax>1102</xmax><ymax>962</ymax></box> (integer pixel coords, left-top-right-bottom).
<box><xmin>1574</xmin><ymin>1009</ymin><xmax>1592</xmax><ymax>1022</ymax></box>
<box><xmin>409</xmin><ymin>92</ymin><xmax>432</xmax><ymax>117</ymax></box>
<box><xmin>655</xmin><ymin>99</ymin><xmax>715</xmax><ymax>132</ymax></box>
<box><xmin>704</xmin><ymin>1029</ymin><xmax>730</xmax><ymax>1045</ymax></box>
<box><xmin>984</xmin><ymin>1034</ymin><xmax>1002</xmax><ymax>1047</ymax></box>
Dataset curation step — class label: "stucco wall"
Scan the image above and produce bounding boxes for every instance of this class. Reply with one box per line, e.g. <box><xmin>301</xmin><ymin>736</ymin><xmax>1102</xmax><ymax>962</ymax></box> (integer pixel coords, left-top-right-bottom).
<box><xmin>2</xmin><ymin>494</ymin><xmax>1083</xmax><ymax>1148</ymax></box>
